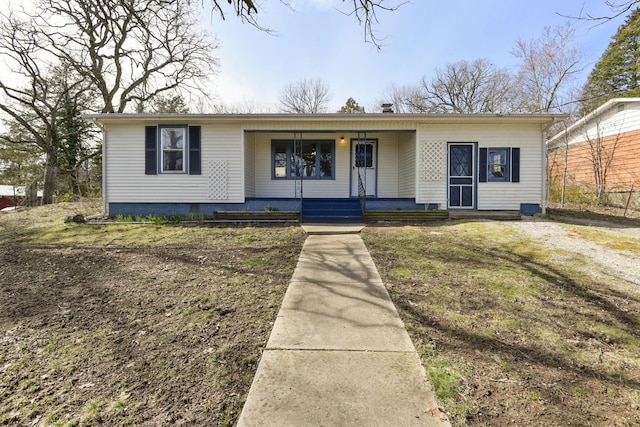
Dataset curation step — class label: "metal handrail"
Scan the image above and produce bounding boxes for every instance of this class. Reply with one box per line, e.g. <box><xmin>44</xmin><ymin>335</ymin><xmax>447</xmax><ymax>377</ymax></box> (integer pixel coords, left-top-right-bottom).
<box><xmin>358</xmin><ymin>170</ymin><xmax>366</xmax><ymax>216</ymax></box>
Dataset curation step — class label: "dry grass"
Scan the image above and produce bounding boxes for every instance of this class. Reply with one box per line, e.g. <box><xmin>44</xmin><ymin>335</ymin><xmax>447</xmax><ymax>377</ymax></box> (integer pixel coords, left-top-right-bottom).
<box><xmin>0</xmin><ymin>201</ymin><xmax>306</xmax><ymax>426</ymax></box>
<box><xmin>363</xmin><ymin>222</ymin><xmax>640</xmax><ymax>426</ymax></box>
<box><xmin>3</xmin><ymin>202</ymin><xmax>639</xmax><ymax>426</ymax></box>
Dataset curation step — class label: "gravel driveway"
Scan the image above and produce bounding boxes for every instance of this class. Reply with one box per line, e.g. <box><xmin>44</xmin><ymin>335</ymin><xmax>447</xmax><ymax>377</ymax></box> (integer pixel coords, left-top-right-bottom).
<box><xmin>503</xmin><ymin>217</ymin><xmax>640</xmax><ymax>294</ymax></box>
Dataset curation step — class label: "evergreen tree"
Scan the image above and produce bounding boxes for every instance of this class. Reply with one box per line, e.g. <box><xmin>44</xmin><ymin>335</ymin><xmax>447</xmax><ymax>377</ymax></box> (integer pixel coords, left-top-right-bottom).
<box><xmin>337</xmin><ymin>97</ymin><xmax>366</xmax><ymax>113</ymax></box>
<box><xmin>57</xmin><ymin>93</ymin><xmax>97</xmax><ymax>198</ymax></box>
<box><xmin>582</xmin><ymin>7</ymin><xmax>640</xmax><ymax>112</ymax></box>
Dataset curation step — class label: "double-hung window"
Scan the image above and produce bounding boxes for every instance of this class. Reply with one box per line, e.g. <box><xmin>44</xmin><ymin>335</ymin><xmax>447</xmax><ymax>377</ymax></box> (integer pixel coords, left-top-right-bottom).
<box><xmin>145</xmin><ymin>125</ymin><xmax>201</xmax><ymax>175</ymax></box>
<box><xmin>479</xmin><ymin>147</ymin><xmax>520</xmax><ymax>183</ymax></box>
<box><xmin>161</xmin><ymin>127</ymin><xmax>186</xmax><ymax>173</ymax></box>
<box><xmin>487</xmin><ymin>148</ymin><xmax>508</xmax><ymax>181</ymax></box>
<box><xmin>272</xmin><ymin>140</ymin><xmax>334</xmax><ymax>179</ymax></box>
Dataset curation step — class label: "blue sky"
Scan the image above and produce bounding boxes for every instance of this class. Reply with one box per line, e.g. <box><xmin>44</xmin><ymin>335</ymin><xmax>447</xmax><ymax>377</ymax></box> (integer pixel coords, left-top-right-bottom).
<box><xmin>202</xmin><ymin>0</ymin><xmax>632</xmax><ymax>112</ymax></box>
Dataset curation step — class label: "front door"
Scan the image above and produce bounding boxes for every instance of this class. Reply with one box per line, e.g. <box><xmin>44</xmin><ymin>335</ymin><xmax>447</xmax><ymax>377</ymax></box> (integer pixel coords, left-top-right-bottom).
<box><xmin>448</xmin><ymin>143</ymin><xmax>476</xmax><ymax>209</ymax></box>
<box><xmin>351</xmin><ymin>139</ymin><xmax>377</xmax><ymax>197</ymax></box>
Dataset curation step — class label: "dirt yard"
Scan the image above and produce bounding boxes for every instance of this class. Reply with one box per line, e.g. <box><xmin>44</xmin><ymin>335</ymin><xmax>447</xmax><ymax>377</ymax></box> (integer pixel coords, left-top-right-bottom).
<box><xmin>0</xmin><ymin>202</ymin><xmax>307</xmax><ymax>426</ymax></box>
<box><xmin>1</xmin><ymin>202</ymin><xmax>639</xmax><ymax>426</ymax></box>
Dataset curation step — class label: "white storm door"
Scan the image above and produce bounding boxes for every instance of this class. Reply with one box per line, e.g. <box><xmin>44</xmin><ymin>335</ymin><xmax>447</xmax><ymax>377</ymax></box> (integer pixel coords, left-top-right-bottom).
<box><xmin>351</xmin><ymin>140</ymin><xmax>377</xmax><ymax>197</ymax></box>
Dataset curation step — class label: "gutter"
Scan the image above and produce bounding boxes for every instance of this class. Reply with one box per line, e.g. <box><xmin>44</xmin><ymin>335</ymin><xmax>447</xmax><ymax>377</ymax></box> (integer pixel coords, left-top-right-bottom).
<box><xmin>86</xmin><ymin>118</ymin><xmax>107</xmax><ymax>220</ymax></box>
<box><xmin>541</xmin><ymin>117</ymin><xmax>558</xmax><ymax>215</ymax></box>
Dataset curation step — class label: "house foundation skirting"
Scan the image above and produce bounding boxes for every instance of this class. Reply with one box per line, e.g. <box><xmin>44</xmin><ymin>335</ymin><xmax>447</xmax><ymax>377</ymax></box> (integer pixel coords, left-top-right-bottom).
<box><xmin>108</xmin><ymin>199</ymin><xmax>538</xmax><ymax>218</ymax></box>
<box><xmin>108</xmin><ymin>198</ymin><xmax>430</xmax><ymax>218</ymax></box>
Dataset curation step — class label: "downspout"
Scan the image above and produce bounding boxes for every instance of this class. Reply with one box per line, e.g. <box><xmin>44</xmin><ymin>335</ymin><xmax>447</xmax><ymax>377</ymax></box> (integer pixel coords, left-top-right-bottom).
<box><xmin>541</xmin><ymin>117</ymin><xmax>557</xmax><ymax>215</ymax></box>
<box><xmin>86</xmin><ymin>118</ymin><xmax>107</xmax><ymax>220</ymax></box>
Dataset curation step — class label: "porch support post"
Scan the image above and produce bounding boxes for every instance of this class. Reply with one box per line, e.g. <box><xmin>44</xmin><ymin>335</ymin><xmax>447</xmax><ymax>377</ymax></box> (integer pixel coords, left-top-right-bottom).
<box><xmin>294</xmin><ymin>132</ymin><xmax>303</xmax><ymax>204</ymax></box>
<box><xmin>357</xmin><ymin>131</ymin><xmax>368</xmax><ymax>215</ymax></box>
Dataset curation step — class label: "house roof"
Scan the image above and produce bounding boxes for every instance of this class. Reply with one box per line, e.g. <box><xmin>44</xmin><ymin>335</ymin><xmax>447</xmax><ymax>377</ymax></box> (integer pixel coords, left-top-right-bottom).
<box><xmin>547</xmin><ymin>98</ymin><xmax>640</xmax><ymax>145</ymax></box>
<box><xmin>84</xmin><ymin>112</ymin><xmax>565</xmax><ymax>129</ymax></box>
<box><xmin>0</xmin><ymin>185</ymin><xmax>25</xmax><ymax>197</ymax></box>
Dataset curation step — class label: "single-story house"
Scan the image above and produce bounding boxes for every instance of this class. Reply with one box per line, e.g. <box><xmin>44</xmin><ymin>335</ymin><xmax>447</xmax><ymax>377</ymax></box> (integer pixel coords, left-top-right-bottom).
<box><xmin>547</xmin><ymin>98</ymin><xmax>640</xmax><ymax>195</ymax></box>
<box><xmin>85</xmin><ymin>112</ymin><xmax>563</xmax><ymax>222</ymax></box>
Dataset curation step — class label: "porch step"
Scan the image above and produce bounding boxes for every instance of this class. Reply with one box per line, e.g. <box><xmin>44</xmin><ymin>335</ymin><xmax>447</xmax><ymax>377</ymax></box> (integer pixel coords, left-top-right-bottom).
<box><xmin>366</xmin><ymin>210</ymin><xmax>449</xmax><ymax>222</ymax></box>
<box><xmin>302</xmin><ymin>198</ymin><xmax>364</xmax><ymax>224</ymax></box>
<box><xmin>449</xmin><ymin>210</ymin><xmax>522</xmax><ymax>220</ymax></box>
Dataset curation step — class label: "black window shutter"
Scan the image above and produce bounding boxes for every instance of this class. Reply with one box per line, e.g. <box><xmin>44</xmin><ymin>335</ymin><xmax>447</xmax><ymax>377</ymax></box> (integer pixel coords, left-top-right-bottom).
<box><xmin>478</xmin><ymin>148</ymin><xmax>487</xmax><ymax>183</ymax></box>
<box><xmin>511</xmin><ymin>147</ymin><xmax>520</xmax><ymax>183</ymax></box>
<box><xmin>145</xmin><ymin>126</ymin><xmax>157</xmax><ymax>175</ymax></box>
<box><xmin>189</xmin><ymin>126</ymin><xmax>201</xmax><ymax>175</ymax></box>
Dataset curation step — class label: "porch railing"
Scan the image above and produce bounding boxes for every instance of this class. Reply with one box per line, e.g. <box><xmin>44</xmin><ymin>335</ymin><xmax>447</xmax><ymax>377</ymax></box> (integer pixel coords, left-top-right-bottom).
<box><xmin>358</xmin><ymin>170</ymin><xmax>366</xmax><ymax>216</ymax></box>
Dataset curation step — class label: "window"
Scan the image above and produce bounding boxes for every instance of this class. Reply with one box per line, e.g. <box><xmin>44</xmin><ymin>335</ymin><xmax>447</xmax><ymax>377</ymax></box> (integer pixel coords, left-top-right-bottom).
<box><xmin>487</xmin><ymin>148</ymin><xmax>508</xmax><ymax>181</ymax></box>
<box><xmin>272</xmin><ymin>140</ymin><xmax>334</xmax><ymax>179</ymax></box>
<box><xmin>145</xmin><ymin>125</ymin><xmax>201</xmax><ymax>175</ymax></box>
<box><xmin>355</xmin><ymin>143</ymin><xmax>374</xmax><ymax>168</ymax></box>
<box><xmin>479</xmin><ymin>147</ymin><xmax>520</xmax><ymax>183</ymax></box>
<box><xmin>161</xmin><ymin>127</ymin><xmax>186</xmax><ymax>172</ymax></box>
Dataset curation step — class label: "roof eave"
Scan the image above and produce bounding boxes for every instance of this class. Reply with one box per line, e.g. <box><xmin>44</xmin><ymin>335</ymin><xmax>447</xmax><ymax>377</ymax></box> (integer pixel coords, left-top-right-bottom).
<box><xmin>548</xmin><ymin>97</ymin><xmax>640</xmax><ymax>143</ymax></box>
<box><xmin>83</xmin><ymin>112</ymin><xmax>565</xmax><ymax>126</ymax></box>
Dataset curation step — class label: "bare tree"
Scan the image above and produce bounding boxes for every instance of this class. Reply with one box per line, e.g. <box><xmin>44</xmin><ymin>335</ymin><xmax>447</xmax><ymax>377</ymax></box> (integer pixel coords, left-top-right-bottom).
<box><xmin>376</xmin><ymin>83</ymin><xmax>414</xmax><ymax>113</ymax></box>
<box><xmin>0</xmin><ymin>13</ymin><xmax>95</xmax><ymax>204</ymax></box>
<box><xmin>584</xmin><ymin>117</ymin><xmax>622</xmax><ymax>202</ymax></box>
<box><xmin>32</xmin><ymin>0</ymin><xmax>217</xmax><ymax>113</ymax></box>
<box><xmin>564</xmin><ymin>1</ymin><xmax>639</xmax><ymax>22</ymax></box>
<box><xmin>0</xmin><ymin>123</ymin><xmax>44</xmax><ymax>206</ymax></box>
<box><xmin>547</xmin><ymin>121</ymin><xmax>573</xmax><ymax>207</ymax></box>
<box><xmin>211</xmin><ymin>100</ymin><xmax>268</xmax><ymax>113</ymax></box>
<box><xmin>209</xmin><ymin>0</ymin><xmax>407</xmax><ymax>50</ymax></box>
<box><xmin>279</xmin><ymin>79</ymin><xmax>331</xmax><ymax>113</ymax></box>
<box><xmin>396</xmin><ymin>59</ymin><xmax>520</xmax><ymax>113</ymax></box>
<box><xmin>140</xmin><ymin>93</ymin><xmax>191</xmax><ymax>113</ymax></box>
<box><xmin>0</xmin><ymin>0</ymin><xmax>217</xmax><ymax>203</ymax></box>
<box><xmin>512</xmin><ymin>22</ymin><xmax>582</xmax><ymax>113</ymax></box>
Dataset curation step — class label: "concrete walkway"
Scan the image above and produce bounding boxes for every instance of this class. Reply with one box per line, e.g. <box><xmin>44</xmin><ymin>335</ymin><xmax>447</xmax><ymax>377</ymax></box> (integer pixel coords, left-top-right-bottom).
<box><xmin>236</xmin><ymin>231</ymin><xmax>451</xmax><ymax>426</ymax></box>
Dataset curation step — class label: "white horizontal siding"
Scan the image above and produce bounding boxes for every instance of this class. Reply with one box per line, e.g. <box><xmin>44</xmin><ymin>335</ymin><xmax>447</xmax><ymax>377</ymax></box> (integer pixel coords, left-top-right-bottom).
<box><xmin>567</xmin><ymin>102</ymin><xmax>640</xmax><ymax>144</ymax></box>
<box><xmin>478</xmin><ymin>126</ymin><xmax>543</xmax><ymax>210</ymax></box>
<box><xmin>253</xmin><ymin>133</ymin><xmax>351</xmax><ymax>198</ymax></box>
<box><xmin>376</xmin><ymin>134</ymin><xmax>399</xmax><ymax>198</ymax></box>
<box><xmin>251</xmin><ymin>132</ymin><xmax>403</xmax><ymax>198</ymax></box>
<box><xmin>106</xmin><ymin>122</ymin><xmax>244</xmax><ymax>203</ymax></box>
<box><xmin>244</xmin><ymin>133</ymin><xmax>256</xmax><ymax>198</ymax></box>
<box><xmin>103</xmin><ymin>118</ymin><xmax>547</xmax><ymax>208</ymax></box>
<box><xmin>416</xmin><ymin>124</ymin><xmax>544</xmax><ymax>210</ymax></box>
<box><xmin>398</xmin><ymin>133</ymin><xmax>416</xmax><ymax>197</ymax></box>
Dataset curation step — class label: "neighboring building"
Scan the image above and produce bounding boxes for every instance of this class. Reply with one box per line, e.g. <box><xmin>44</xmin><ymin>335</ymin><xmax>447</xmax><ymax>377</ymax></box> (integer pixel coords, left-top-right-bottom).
<box><xmin>0</xmin><ymin>185</ymin><xmax>44</xmax><ymax>210</ymax></box>
<box><xmin>85</xmin><ymin>112</ymin><xmax>562</xmax><ymax>222</ymax></box>
<box><xmin>548</xmin><ymin>98</ymin><xmax>640</xmax><ymax>196</ymax></box>
<box><xmin>0</xmin><ymin>185</ymin><xmax>25</xmax><ymax>210</ymax></box>
<box><xmin>0</xmin><ymin>186</ymin><xmax>16</xmax><ymax>210</ymax></box>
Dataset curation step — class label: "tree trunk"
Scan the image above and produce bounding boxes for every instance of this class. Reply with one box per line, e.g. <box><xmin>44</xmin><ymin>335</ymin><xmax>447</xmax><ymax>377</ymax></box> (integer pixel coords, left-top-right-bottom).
<box><xmin>27</xmin><ymin>182</ymin><xmax>38</xmax><ymax>207</ymax></box>
<box><xmin>42</xmin><ymin>147</ymin><xmax>58</xmax><ymax>205</ymax></box>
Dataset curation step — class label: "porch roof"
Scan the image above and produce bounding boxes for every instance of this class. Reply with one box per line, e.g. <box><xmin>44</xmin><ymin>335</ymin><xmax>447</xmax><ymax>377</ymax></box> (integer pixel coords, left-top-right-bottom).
<box><xmin>84</xmin><ymin>112</ymin><xmax>565</xmax><ymax>128</ymax></box>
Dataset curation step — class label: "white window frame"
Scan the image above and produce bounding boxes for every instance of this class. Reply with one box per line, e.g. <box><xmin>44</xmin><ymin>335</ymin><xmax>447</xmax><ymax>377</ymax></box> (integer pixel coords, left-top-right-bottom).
<box><xmin>160</xmin><ymin>126</ymin><xmax>187</xmax><ymax>173</ymax></box>
<box><xmin>487</xmin><ymin>148</ymin><xmax>510</xmax><ymax>182</ymax></box>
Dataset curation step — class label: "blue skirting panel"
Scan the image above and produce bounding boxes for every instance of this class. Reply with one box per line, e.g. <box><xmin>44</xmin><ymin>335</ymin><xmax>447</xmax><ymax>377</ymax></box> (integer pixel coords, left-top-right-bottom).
<box><xmin>364</xmin><ymin>198</ymin><xmax>427</xmax><ymax>210</ymax></box>
<box><xmin>109</xmin><ymin>198</ymin><xmax>431</xmax><ymax>218</ymax></box>
<box><xmin>520</xmin><ymin>203</ymin><xmax>540</xmax><ymax>215</ymax></box>
<box><xmin>109</xmin><ymin>199</ymin><xmax>301</xmax><ymax>218</ymax></box>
